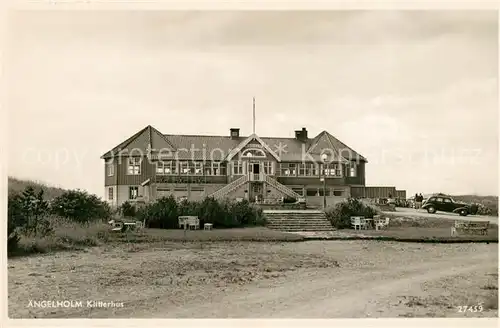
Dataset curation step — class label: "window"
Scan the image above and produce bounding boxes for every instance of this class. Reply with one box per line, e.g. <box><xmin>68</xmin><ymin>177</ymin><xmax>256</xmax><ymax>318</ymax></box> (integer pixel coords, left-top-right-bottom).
<box><xmin>280</xmin><ymin>163</ymin><xmax>297</xmax><ymax>176</ymax></box>
<box><xmin>333</xmin><ymin>189</ymin><xmax>343</xmax><ymax>196</ymax></box>
<box><xmin>299</xmin><ymin>164</ymin><xmax>306</xmax><ymax>176</ymax></box>
<box><xmin>312</xmin><ymin>164</ymin><xmax>319</xmax><ymax>175</ymax></box>
<box><xmin>194</xmin><ymin>162</ymin><xmax>203</xmax><ymax>175</ymax></box>
<box><xmin>335</xmin><ymin>164</ymin><xmax>342</xmax><ymax>176</ymax></box>
<box><xmin>108</xmin><ymin>187</ymin><xmax>114</xmax><ymax>200</ymax></box>
<box><xmin>206</xmin><ymin>162</ymin><xmax>222</xmax><ymax>175</ymax></box>
<box><xmin>180</xmin><ymin>161</ymin><xmax>189</xmax><ymax>174</ymax></box>
<box><xmin>436</xmin><ymin>197</ymin><xmax>444</xmax><ymax>203</ymax></box>
<box><xmin>242</xmin><ymin>148</ymin><xmax>266</xmax><ymax>158</ymax></box>
<box><xmin>443</xmin><ymin>198</ymin><xmax>452</xmax><ymax>203</ymax></box>
<box><xmin>323</xmin><ymin>163</ymin><xmax>342</xmax><ymax>176</ymax></box>
<box><xmin>204</xmin><ymin>162</ymin><xmax>223</xmax><ymax>175</ymax></box>
<box><xmin>349</xmin><ymin>163</ymin><xmax>357</xmax><ymax>177</ymax></box>
<box><xmin>106</xmin><ymin>163</ymin><xmax>114</xmax><ymax>176</ymax></box>
<box><xmin>280</xmin><ymin>163</ymin><xmax>290</xmax><ymax>176</ymax></box>
<box><xmin>298</xmin><ymin>163</ymin><xmax>316</xmax><ymax>176</ymax></box>
<box><xmin>157</xmin><ymin>161</ymin><xmax>177</xmax><ymax>175</ymax></box>
<box><xmin>129</xmin><ymin>186</ymin><xmax>139</xmax><ymax>199</ymax></box>
<box><xmin>232</xmin><ymin>161</ymin><xmax>243</xmax><ymax>175</ymax></box>
<box><xmin>263</xmin><ymin>161</ymin><xmax>273</xmax><ymax>174</ymax></box>
<box><xmin>127</xmin><ymin>157</ymin><xmax>141</xmax><ymax>175</ymax></box>
<box><xmin>292</xmin><ymin>188</ymin><xmax>304</xmax><ymax>196</ymax></box>
<box><xmin>306</xmin><ymin>188</ymin><xmax>319</xmax><ymax>196</ymax></box>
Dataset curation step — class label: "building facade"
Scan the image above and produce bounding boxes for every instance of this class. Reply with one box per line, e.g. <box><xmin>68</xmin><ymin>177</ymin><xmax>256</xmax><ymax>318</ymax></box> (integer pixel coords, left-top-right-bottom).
<box><xmin>101</xmin><ymin>125</ymin><xmax>369</xmax><ymax>208</ymax></box>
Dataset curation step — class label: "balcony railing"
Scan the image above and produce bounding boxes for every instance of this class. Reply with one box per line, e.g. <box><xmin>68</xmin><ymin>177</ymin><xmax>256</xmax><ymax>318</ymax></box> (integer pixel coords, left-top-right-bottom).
<box><xmin>249</xmin><ymin>172</ymin><xmax>264</xmax><ymax>182</ymax></box>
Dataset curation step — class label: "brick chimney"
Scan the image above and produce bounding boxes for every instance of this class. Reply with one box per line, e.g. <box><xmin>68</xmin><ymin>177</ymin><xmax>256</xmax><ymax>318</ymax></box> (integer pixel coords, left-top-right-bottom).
<box><xmin>295</xmin><ymin>127</ymin><xmax>308</xmax><ymax>142</ymax></box>
<box><xmin>301</xmin><ymin>127</ymin><xmax>308</xmax><ymax>140</ymax></box>
<box><xmin>230</xmin><ymin>128</ymin><xmax>240</xmax><ymax>139</ymax></box>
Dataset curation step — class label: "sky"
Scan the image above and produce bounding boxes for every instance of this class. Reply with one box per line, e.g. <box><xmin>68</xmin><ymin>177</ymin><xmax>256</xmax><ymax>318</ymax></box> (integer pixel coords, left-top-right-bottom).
<box><xmin>6</xmin><ymin>10</ymin><xmax>499</xmax><ymax>197</ymax></box>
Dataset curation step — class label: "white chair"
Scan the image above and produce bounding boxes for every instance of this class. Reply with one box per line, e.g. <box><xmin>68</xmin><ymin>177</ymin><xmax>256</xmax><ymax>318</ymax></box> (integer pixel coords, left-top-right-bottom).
<box><xmin>187</xmin><ymin>217</ymin><xmax>200</xmax><ymax>230</ymax></box>
<box><xmin>204</xmin><ymin>223</ymin><xmax>213</xmax><ymax>231</ymax></box>
<box><xmin>351</xmin><ymin>216</ymin><xmax>365</xmax><ymax>230</ymax></box>
<box><xmin>375</xmin><ymin>217</ymin><xmax>390</xmax><ymax>230</ymax></box>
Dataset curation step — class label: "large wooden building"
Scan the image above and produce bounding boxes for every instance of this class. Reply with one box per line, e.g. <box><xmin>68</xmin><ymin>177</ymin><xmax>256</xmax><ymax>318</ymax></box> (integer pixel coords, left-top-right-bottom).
<box><xmin>101</xmin><ymin>125</ymin><xmax>402</xmax><ymax>208</ymax></box>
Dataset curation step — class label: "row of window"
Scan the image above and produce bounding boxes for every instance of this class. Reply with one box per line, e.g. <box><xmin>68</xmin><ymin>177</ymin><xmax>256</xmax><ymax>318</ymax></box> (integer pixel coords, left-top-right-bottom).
<box><xmin>106</xmin><ymin>159</ymin><xmax>357</xmax><ymax>177</ymax></box>
<box><xmin>108</xmin><ymin>186</ymin><xmax>347</xmax><ymax>201</ymax></box>
<box><xmin>293</xmin><ymin>188</ymin><xmax>346</xmax><ymax>197</ymax></box>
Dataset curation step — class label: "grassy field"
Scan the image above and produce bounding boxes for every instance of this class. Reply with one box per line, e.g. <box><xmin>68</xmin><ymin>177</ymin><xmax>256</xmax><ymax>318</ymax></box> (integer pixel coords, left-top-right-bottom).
<box><xmin>11</xmin><ymin>219</ymin><xmax>305</xmax><ymax>257</ymax></box>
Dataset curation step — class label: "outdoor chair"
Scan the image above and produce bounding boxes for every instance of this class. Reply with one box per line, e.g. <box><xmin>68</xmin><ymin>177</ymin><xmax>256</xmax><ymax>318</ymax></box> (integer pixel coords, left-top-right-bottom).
<box><xmin>351</xmin><ymin>216</ymin><xmax>366</xmax><ymax>230</ymax></box>
<box><xmin>375</xmin><ymin>217</ymin><xmax>390</xmax><ymax>230</ymax></box>
<box><xmin>187</xmin><ymin>217</ymin><xmax>200</xmax><ymax>230</ymax></box>
<box><xmin>204</xmin><ymin>223</ymin><xmax>213</xmax><ymax>231</ymax></box>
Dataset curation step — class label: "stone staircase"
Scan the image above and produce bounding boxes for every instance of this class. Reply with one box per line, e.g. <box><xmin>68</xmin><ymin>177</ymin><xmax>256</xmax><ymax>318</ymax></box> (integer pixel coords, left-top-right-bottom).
<box><xmin>264</xmin><ymin>210</ymin><xmax>335</xmax><ymax>232</ymax></box>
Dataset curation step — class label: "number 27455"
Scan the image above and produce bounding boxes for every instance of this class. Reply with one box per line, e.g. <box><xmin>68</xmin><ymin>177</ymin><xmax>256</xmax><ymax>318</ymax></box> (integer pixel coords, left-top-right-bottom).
<box><xmin>457</xmin><ymin>304</ymin><xmax>484</xmax><ymax>313</ymax></box>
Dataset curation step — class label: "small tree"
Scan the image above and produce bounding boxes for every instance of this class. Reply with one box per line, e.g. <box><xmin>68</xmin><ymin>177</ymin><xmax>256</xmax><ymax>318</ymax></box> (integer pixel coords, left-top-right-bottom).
<box><xmin>18</xmin><ymin>187</ymin><xmax>51</xmax><ymax>236</ymax></box>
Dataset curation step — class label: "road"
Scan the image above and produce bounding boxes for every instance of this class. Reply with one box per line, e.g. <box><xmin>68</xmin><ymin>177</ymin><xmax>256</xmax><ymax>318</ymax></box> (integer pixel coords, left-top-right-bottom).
<box><xmin>384</xmin><ymin>208</ymin><xmax>498</xmax><ymax>224</ymax></box>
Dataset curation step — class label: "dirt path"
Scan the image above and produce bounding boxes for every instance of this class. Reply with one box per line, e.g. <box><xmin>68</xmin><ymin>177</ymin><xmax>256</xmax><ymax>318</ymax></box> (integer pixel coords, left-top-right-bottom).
<box><xmin>126</xmin><ymin>249</ymin><xmax>498</xmax><ymax>318</ymax></box>
<box><xmin>8</xmin><ymin>241</ymin><xmax>498</xmax><ymax>318</ymax></box>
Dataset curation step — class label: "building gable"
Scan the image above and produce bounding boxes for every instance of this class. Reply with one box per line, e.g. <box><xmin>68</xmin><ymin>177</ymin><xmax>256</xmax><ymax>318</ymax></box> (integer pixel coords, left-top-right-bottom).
<box><xmin>307</xmin><ymin>131</ymin><xmax>348</xmax><ymax>163</ymax></box>
<box><xmin>226</xmin><ymin>134</ymin><xmax>281</xmax><ymax>161</ymax></box>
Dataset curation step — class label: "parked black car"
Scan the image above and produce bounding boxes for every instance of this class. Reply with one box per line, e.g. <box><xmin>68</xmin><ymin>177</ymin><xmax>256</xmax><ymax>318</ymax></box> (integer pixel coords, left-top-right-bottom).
<box><xmin>422</xmin><ymin>195</ymin><xmax>478</xmax><ymax>216</ymax></box>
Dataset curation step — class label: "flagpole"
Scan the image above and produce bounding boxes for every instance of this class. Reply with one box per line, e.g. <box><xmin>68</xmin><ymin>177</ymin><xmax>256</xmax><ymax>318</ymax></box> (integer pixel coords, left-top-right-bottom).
<box><xmin>253</xmin><ymin>97</ymin><xmax>255</xmax><ymax>134</ymax></box>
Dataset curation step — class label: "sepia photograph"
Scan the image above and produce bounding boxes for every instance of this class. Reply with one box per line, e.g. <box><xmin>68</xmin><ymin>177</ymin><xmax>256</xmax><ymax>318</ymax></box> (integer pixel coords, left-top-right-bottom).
<box><xmin>5</xmin><ymin>8</ymin><xmax>499</xmax><ymax>319</ymax></box>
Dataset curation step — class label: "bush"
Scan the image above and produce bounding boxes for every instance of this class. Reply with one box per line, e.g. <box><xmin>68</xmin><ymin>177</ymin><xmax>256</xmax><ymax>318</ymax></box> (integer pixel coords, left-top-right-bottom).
<box><xmin>325</xmin><ymin>197</ymin><xmax>380</xmax><ymax>229</ymax></box>
<box><xmin>51</xmin><ymin>189</ymin><xmax>111</xmax><ymax>224</ymax></box>
<box><xmin>137</xmin><ymin>196</ymin><xmax>265</xmax><ymax>229</ymax></box>
<box><xmin>120</xmin><ymin>201</ymin><xmax>137</xmax><ymax>217</ymax></box>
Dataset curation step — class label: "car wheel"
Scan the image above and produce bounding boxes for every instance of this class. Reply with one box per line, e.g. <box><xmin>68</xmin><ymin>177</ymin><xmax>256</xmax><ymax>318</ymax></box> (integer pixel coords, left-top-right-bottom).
<box><xmin>427</xmin><ymin>206</ymin><xmax>436</xmax><ymax>214</ymax></box>
<box><xmin>459</xmin><ymin>209</ymin><xmax>468</xmax><ymax>216</ymax></box>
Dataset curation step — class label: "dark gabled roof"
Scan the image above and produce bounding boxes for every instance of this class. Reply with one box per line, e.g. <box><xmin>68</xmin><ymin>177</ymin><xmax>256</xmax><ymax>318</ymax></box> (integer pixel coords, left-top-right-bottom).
<box><xmin>100</xmin><ymin>125</ymin><xmax>176</xmax><ymax>159</ymax></box>
<box><xmin>101</xmin><ymin>125</ymin><xmax>367</xmax><ymax>162</ymax></box>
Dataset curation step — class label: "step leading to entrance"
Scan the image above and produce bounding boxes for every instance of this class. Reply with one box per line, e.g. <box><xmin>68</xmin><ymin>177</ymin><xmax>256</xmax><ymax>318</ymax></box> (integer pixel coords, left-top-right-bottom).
<box><xmin>263</xmin><ymin>209</ymin><xmax>334</xmax><ymax>232</ymax></box>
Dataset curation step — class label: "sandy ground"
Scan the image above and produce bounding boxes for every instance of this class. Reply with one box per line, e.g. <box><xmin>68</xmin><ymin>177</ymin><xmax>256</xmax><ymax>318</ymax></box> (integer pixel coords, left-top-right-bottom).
<box><xmin>385</xmin><ymin>208</ymin><xmax>498</xmax><ymax>223</ymax></box>
<box><xmin>8</xmin><ymin>241</ymin><xmax>498</xmax><ymax>318</ymax></box>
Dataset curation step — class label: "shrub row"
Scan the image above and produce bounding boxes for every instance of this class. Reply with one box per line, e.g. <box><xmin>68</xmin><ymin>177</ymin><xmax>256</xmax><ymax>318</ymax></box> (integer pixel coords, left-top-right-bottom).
<box><xmin>135</xmin><ymin>196</ymin><xmax>266</xmax><ymax>229</ymax></box>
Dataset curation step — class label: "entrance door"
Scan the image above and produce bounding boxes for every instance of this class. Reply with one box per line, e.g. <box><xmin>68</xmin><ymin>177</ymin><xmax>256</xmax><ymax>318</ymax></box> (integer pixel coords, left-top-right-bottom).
<box><xmin>248</xmin><ymin>162</ymin><xmax>261</xmax><ymax>181</ymax></box>
<box><xmin>253</xmin><ymin>163</ymin><xmax>260</xmax><ymax>174</ymax></box>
